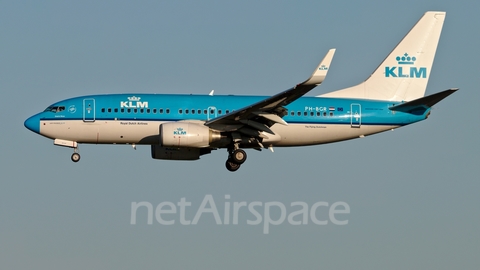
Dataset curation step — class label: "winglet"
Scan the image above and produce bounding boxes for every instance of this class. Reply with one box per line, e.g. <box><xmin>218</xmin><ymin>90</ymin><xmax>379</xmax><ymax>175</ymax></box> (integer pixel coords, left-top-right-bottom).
<box><xmin>302</xmin><ymin>48</ymin><xmax>335</xmax><ymax>85</ymax></box>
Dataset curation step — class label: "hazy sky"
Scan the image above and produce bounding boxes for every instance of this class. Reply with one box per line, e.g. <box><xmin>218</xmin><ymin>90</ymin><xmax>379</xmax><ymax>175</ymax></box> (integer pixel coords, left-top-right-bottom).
<box><xmin>1</xmin><ymin>1</ymin><xmax>479</xmax><ymax>269</ymax></box>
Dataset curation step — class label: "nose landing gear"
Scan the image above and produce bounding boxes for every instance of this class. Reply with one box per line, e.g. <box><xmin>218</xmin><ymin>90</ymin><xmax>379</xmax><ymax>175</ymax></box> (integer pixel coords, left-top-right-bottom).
<box><xmin>53</xmin><ymin>139</ymin><xmax>81</xmax><ymax>163</ymax></box>
<box><xmin>71</xmin><ymin>152</ymin><xmax>80</xmax><ymax>162</ymax></box>
<box><xmin>71</xmin><ymin>148</ymin><xmax>80</xmax><ymax>162</ymax></box>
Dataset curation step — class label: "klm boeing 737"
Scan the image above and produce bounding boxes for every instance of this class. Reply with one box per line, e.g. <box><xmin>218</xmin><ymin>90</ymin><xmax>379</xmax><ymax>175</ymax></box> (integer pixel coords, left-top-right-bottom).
<box><xmin>24</xmin><ymin>11</ymin><xmax>456</xmax><ymax>171</ymax></box>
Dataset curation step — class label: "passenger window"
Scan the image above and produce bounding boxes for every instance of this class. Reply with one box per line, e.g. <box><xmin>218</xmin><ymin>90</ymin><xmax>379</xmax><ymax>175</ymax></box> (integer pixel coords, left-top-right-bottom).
<box><xmin>146</xmin><ymin>109</ymin><xmax>150</xmax><ymax>113</ymax></box>
<box><xmin>153</xmin><ymin>109</ymin><xmax>157</xmax><ymax>113</ymax></box>
<box><xmin>226</xmin><ymin>110</ymin><xmax>230</xmax><ymax>114</ymax></box>
<box><xmin>140</xmin><ymin>109</ymin><xmax>144</xmax><ymax>113</ymax></box>
<box><xmin>101</xmin><ymin>108</ymin><xmax>105</xmax><ymax>113</ymax></box>
<box><xmin>218</xmin><ymin>110</ymin><xmax>222</xmax><ymax>115</ymax></box>
<box><xmin>179</xmin><ymin>109</ymin><xmax>183</xmax><ymax>114</ymax></box>
<box><xmin>323</xmin><ymin>112</ymin><xmax>326</xmax><ymax>116</ymax></box>
<box><xmin>134</xmin><ymin>109</ymin><xmax>138</xmax><ymax>113</ymax></box>
<box><xmin>191</xmin><ymin>109</ymin><xmax>195</xmax><ymax>114</ymax></box>
<box><xmin>114</xmin><ymin>108</ymin><xmax>118</xmax><ymax>113</ymax></box>
<box><xmin>197</xmin><ymin>109</ymin><xmax>201</xmax><ymax>114</ymax></box>
<box><xmin>310</xmin><ymin>112</ymin><xmax>314</xmax><ymax>116</ymax></box>
<box><xmin>304</xmin><ymin>112</ymin><xmax>307</xmax><ymax>116</ymax></box>
<box><xmin>121</xmin><ymin>108</ymin><xmax>124</xmax><ymax>113</ymax></box>
<box><xmin>166</xmin><ymin>109</ymin><xmax>170</xmax><ymax>114</ymax></box>
<box><xmin>127</xmin><ymin>109</ymin><xmax>131</xmax><ymax>113</ymax></box>
<box><xmin>297</xmin><ymin>111</ymin><xmax>301</xmax><ymax>116</ymax></box>
<box><xmin>330</xmin><ymin>112</ymin><xmax>333</xmax><ymax>116</ymax></box>
<box><xmin>204</xmin><ymin>109</ymin><xmax>207</xmax><ymax>114</ymax></box>
<box><xmin>108</xmin><ymin>108</ymin><xmax>112</xmax><ymax>113</ymax></box>
<box><xmin>291</xmin><ymin>111</ymin><xmax>294</xmax><ymax>116</ymax></box>
<box><xmin>159</xmin><ymin>109</ymin><xmax>163</xmax><ymax>114</ymax></box>
<box><xmin>317</xmin><ymin>112</ymin><xmax>320</xmax><ymax>116</ymax></box>
<box><xmin>185</xmin><ymin>109</ymin><xmax>189</xmax><ymax>114</ymax></box>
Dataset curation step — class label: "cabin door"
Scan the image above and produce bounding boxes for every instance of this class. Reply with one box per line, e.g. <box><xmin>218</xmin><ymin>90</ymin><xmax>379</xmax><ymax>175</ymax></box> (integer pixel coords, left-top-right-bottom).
<box><xmin>350</xmin><ymin>103</ymin><xmax>361</xmax><ymax>128</ymax></box>
<box><xmin>83</xmin><ymin>98</ymin><xmax>96</xmax><ymax>122</ymax></box>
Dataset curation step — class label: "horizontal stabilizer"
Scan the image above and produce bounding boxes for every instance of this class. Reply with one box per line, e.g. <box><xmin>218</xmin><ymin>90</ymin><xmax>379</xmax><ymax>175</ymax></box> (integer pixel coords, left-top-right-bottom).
<box><xmin>389</xmin><ymin>88</ymin><xmax>458</xmax><ymax>113</ymax></box>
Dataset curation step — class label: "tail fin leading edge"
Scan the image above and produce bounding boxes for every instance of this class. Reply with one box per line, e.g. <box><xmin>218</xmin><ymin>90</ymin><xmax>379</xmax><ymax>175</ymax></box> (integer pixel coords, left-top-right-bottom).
<box><xmin>320</xmin><ymin>11</ymin><xmax>446</xmax><ymax>102</ymax></box>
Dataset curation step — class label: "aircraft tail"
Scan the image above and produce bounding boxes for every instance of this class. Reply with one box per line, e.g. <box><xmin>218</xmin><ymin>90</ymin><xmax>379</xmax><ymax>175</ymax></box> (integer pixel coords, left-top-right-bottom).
<box><xmin>320</xmin><ymin>11</ymin><xmax>446</xmax><ymax>101</ymax></box>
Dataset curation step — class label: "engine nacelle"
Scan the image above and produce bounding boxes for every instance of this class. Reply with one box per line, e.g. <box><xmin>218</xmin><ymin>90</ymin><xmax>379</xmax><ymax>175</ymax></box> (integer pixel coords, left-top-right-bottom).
<box><xmin>160</xmin><ymin>122</ymin><xmax>221</xmax><ymax>148</ymax></box>
<box><xmin>151</xmin><ymin>145</ymin><xmax>211</xmax><ymax>160</ymax></box>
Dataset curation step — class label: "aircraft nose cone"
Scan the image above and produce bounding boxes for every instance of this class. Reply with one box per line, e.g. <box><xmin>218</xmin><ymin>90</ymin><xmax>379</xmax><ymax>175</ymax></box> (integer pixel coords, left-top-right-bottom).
<box><xmin>24</xmin><ymin>114</ymin><xmax>41</xmax><ymax>133</ymax></box>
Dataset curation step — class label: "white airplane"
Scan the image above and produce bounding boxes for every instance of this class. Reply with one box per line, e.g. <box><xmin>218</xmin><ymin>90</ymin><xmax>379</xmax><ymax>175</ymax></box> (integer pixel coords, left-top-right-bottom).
<box><xmin>25</xmin><ymin>11</ymin><xmax>456</xmax><ymax>171</ymax></box>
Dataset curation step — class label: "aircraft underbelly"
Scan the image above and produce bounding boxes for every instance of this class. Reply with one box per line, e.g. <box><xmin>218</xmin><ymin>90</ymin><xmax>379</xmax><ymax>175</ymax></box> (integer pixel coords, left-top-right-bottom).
<box><xmin>41</xmin><ymin>120</ymin><xmax>162</xmax><ymax>144</ymax></box>
<box><xmin>41</xmin><ymin>119</ymin><xmax>397</xmax><ymax>147</ymax></box>
<box><xmin>271</xmin><ymin>124</ymin><xmax>397</xmax><ymax>146</ymax></box>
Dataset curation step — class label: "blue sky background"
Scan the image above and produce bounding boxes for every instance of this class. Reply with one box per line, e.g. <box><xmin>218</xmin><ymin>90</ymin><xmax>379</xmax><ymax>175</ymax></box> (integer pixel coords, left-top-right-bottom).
<box><xmin>1</xmin><ymin>1</ymin><xmax>479</xmax><ymax>269</ymax></box>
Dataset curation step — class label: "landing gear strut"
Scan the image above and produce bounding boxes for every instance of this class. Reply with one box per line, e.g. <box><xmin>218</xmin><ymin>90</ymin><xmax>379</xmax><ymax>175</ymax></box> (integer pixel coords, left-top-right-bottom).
<box><xmin>225</xmin><ymin>146</ymin><xmax>247</xmax><ymax>172</ymax></box>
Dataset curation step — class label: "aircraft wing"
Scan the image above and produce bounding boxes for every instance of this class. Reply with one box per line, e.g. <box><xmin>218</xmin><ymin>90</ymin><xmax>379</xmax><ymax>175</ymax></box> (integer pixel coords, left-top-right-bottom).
<box><xmin>205</xmin><ymin>49</ymin><xmax>335</xmax><ymax>134</ymax></box>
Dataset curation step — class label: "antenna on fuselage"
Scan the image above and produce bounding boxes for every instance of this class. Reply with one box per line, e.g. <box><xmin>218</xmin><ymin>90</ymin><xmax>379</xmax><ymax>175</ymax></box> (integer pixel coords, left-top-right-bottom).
<box><xmin>209</xmin><ymin>90</ymin><xmax>214</xmax><ymax>96</ymax></box>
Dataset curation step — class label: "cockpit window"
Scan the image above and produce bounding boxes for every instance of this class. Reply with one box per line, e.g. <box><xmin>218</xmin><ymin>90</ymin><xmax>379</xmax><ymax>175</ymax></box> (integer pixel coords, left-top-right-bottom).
<box><xmin>44</xmin><ymin>106</ymin><xmax>65</xmax><ymax>113</ymax></box>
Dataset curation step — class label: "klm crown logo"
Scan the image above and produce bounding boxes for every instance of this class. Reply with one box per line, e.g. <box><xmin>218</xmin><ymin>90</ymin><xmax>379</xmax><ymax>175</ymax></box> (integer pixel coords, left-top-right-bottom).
<box><xmin>396</xmin><ymin>53</ymin><xmax>417</xmax><ymax>65</ymax></box>
<box><xmin>385</xmin><ymin>53</ymin><xmax>427</xmax><ymax>78</ymax></box>
<box><xmin>128</xmin><ymin>96</ymin><xmax>141</xmax><ymax>101</ymax></box>
<box><xmin>174</xmin><ymin>127</ymin><xmax>187</xmax><ymax>135</ymax></box>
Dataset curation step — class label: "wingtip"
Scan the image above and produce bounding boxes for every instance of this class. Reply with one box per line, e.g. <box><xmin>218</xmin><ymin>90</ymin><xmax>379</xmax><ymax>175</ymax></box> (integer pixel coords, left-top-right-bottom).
<box><xmin>301</xmin><ymin>48</ymin><xmax>336</xmax><ymax>86</ymax></box>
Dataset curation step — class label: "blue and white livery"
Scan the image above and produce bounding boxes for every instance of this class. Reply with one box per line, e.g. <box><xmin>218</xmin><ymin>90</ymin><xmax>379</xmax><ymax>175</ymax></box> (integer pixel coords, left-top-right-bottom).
<box><xmin>24</xmin><ymin>11</ymin><xmax>456</xmax><ymax>171</ymax></box>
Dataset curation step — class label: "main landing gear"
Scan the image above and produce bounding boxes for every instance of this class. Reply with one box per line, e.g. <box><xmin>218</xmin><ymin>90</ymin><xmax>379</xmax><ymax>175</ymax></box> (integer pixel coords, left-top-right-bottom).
<box><xmin>225</xmin><ymin>148</ymin><xmax>247</xmax><ymax>172</ymax></box>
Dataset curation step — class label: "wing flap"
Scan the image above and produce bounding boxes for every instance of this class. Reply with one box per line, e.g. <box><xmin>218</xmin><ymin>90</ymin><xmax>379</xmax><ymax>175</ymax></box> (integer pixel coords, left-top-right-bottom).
<box><xmin>239</xmin><ymin>119</ymin><xmax>274</xmax><ymax>135</ymax></box>
<box><xmin>253</xmin><ymin>111</ymin><xmax>288</xmax><ymax>126</ymax></box>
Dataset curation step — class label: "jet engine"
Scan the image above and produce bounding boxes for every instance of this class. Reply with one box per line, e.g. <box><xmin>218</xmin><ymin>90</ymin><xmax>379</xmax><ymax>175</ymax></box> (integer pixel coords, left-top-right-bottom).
<box><xmin>160</xmin><ymin>122</ymin><xmax>223</xmax><ymax>148</ymax></box>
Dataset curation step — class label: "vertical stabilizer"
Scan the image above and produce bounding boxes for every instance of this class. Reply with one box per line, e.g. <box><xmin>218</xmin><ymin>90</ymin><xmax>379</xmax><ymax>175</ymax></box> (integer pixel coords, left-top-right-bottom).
<box><xmin>320</xmin><ymin>11</ymin><xmax>446</xmax><ymax>101</ymax></box>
